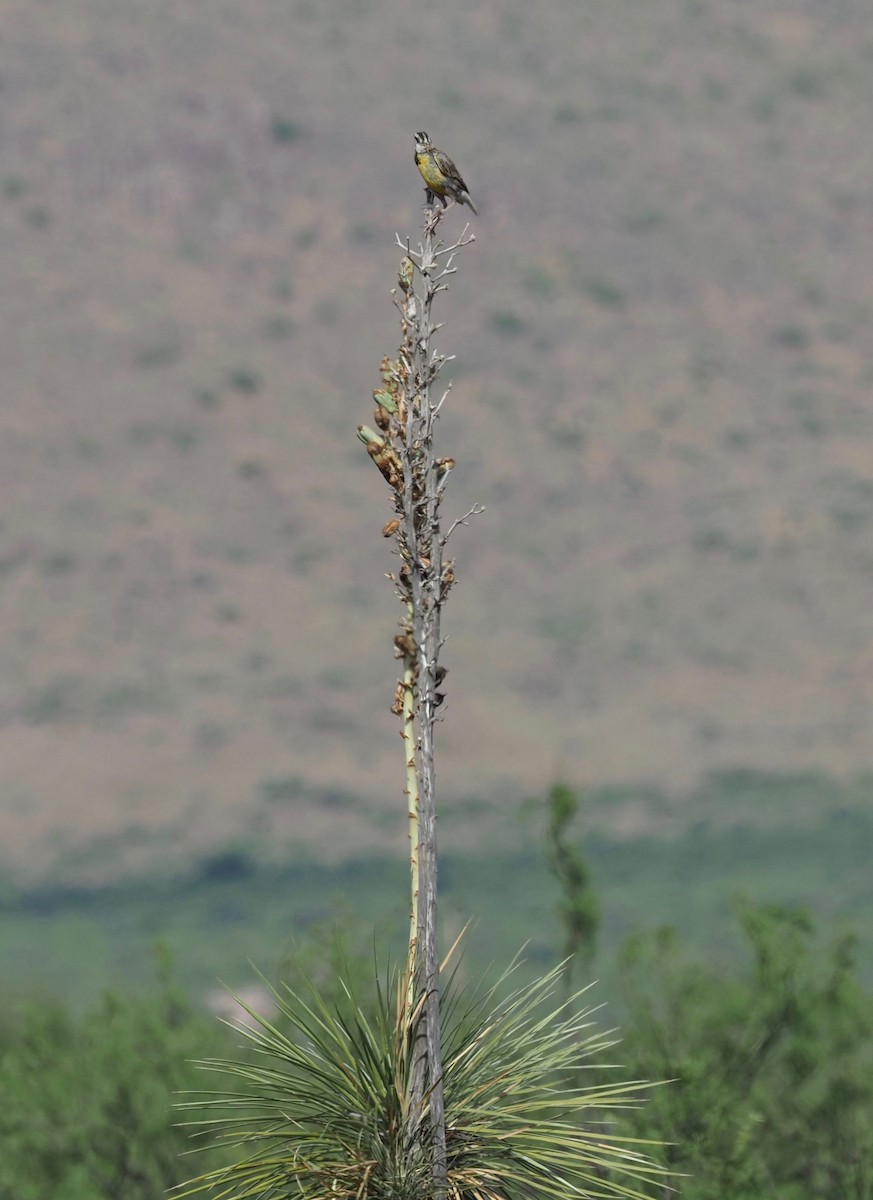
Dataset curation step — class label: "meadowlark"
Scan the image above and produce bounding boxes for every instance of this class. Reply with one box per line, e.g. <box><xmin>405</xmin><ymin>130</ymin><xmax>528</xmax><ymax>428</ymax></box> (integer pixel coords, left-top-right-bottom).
<box><xmin>414</xmin><ymin>131</ymin><xmax>479</xmax><ymax>215</ymax></box>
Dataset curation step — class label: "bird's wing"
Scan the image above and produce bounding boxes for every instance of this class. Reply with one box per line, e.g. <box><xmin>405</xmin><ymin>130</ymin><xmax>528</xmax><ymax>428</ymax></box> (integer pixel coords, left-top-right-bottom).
<box><xmin>433</xmin><ymin>149</ymin><xmax>470</xmax><ymax>193</ymax></box>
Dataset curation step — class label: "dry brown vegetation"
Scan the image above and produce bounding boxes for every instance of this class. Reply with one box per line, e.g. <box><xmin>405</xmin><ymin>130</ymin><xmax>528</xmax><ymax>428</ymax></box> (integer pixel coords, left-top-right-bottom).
<box><xmin>1</xmin><ymin>0</ymin><xmax>872</xmax><ymax>883</ymax></box>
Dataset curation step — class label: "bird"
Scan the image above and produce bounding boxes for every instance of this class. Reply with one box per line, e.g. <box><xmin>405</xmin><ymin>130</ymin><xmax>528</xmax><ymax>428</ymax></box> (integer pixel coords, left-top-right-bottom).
<box><xmin>414</xmin><ymin>131</ymin><xmax>479</xmax><ymax>215</ymax></box>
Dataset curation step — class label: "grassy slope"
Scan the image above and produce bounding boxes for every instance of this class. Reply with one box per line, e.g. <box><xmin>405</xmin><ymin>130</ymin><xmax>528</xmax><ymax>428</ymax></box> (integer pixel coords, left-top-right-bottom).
<box><xmin>0</xmin><ymin>2</ymin><xmax>872</xmax><ymax>906</ymax></box>
<box><xmin>3</xmin><ymin>769</ymin><xmax>872</xmax><ymax>1009</ymax></box>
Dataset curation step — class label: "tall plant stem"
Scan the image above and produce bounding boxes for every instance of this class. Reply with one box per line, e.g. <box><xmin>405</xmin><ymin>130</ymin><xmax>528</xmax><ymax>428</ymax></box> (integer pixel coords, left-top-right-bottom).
<box><xmin>361</xmin><ymin>199</ymin><xmax>476</xmax><ymax>1195</ymax></box>
<box><xmin>403</xmin><ymin>598</ymin><xmax>419</xmax><ymax>1015</ymax></box>
<box><xmin>400</xmin><ymin>207</ymin><xmax>450</xmax><ymax>1192</ymax></box>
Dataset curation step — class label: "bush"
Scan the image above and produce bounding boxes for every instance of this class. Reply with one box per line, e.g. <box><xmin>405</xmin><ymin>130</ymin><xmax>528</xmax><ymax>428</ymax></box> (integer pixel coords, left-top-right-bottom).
<box><xmin>611</xmin><ymin>903</ymin><xmax>873</xmax><ymax>1199</ymax></box>
<box><xmin>0</xmin><ymin>959</ymin><xmax>232</xmax><ymax>1200</ymax></box>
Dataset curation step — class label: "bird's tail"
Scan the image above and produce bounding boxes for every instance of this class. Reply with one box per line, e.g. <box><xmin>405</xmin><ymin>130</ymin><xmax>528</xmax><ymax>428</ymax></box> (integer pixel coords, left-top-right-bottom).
<box><xmin>460</xmin><ymin>191</ymin><xmax>479</xmax><ymax>216</ymax></box>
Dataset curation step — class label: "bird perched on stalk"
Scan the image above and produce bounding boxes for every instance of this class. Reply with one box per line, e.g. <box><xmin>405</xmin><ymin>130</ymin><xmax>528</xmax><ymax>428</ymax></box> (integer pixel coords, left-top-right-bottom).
<box><xmin>414</xmin><ymin>131</ymin><xmax>479</xmax><ymax>215</ymax></box>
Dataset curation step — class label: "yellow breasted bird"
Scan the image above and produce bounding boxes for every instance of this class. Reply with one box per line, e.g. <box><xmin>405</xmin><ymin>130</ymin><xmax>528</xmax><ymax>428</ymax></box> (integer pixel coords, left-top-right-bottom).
<box><xmin>414</xmin><ymin>131</ymin><xmax>479</xmax><ymax>215</ymax></box>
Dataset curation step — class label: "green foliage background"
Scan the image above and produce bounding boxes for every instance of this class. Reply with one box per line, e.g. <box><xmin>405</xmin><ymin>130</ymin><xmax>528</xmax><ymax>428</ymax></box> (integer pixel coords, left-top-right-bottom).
<box><xmin>4</xmin><ymin>768</ymin><xmax>873</xmax><ymax>1008</ymax></box>
<box><xmin>614</xmin><ymin>906</ymin><xmax>873</xmax><ymax>1199</ymax></box>
<box><xmin>0</xmin><ymin>953</ymin><xmax>233</xmax><ymax>1199</ymax></box>
<box><xmin>3</xmin><ymin>815</ymin><xmax>873</xmax><ymax>1199</ymax></box>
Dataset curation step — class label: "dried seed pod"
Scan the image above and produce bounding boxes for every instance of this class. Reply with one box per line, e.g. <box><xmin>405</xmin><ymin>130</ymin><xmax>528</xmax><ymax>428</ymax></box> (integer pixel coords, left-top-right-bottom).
<box><xmin>360</xmin><ymin>435</ymin><xmax>403</xmax><ymax>487</ymax></box>
<box><xmin>382</xmin><ymin>518</ymin><xmax>401</xmax><ymax>538</ymax></box>
<box><xmin>380</xmin><ymin>357</ymin><xmax>400</xmax><ymax>385</ymax></box>
<box><xmin>393</xmin><ymin>633</ymin><xmax>417</xmax><ymax>659</ymax></box>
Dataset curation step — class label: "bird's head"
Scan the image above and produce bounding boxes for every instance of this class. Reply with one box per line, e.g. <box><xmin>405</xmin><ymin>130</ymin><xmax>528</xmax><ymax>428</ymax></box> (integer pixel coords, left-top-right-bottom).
<box><xmin>414</xmin><ymin>131</ymin><xmax>434</xmax><ymax>152</ymax></box>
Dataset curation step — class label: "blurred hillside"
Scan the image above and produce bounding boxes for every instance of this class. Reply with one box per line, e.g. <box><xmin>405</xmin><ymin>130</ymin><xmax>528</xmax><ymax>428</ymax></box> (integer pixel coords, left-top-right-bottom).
<box><xmin>1</xmin><ymin>0</ymin><xmax>873</xmax><ymax>886</ymax></box>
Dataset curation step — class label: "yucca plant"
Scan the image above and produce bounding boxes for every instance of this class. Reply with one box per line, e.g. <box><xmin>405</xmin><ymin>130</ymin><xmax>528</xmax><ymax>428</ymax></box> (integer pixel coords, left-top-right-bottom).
<box><xmin>176</xmin><ymin>168</ymin><xmax>667</xmax><ymax>1200</ymax></box>
<box><xmin>176</xmin><ymin>953</ymin><xmax>665</xmax><ymax>1200</ymax></box>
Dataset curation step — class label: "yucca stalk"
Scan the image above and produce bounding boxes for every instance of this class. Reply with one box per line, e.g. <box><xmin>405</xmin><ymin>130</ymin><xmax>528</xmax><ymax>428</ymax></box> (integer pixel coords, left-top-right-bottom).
<box><xmin>360</xmin><ymin>199</ymin><xmax>481</xmax><ymax>1186</ymax></box>
<box><xmin>176</xmin><ymin>196</ymin><xmax>668</xmax><ymax>1200</ymax></box>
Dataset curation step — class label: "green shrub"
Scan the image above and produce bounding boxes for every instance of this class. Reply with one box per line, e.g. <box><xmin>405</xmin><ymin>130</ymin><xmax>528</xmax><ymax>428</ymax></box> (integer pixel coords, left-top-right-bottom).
<box><xmin>0</xmin><ymin>961</ymin><xmax>233</xmax><ymax>1199</ymax></box>
<box><xmin>611</xmin><ymin>904</ymin><xmax>873</xmax><ymax>1199</ymax></box>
